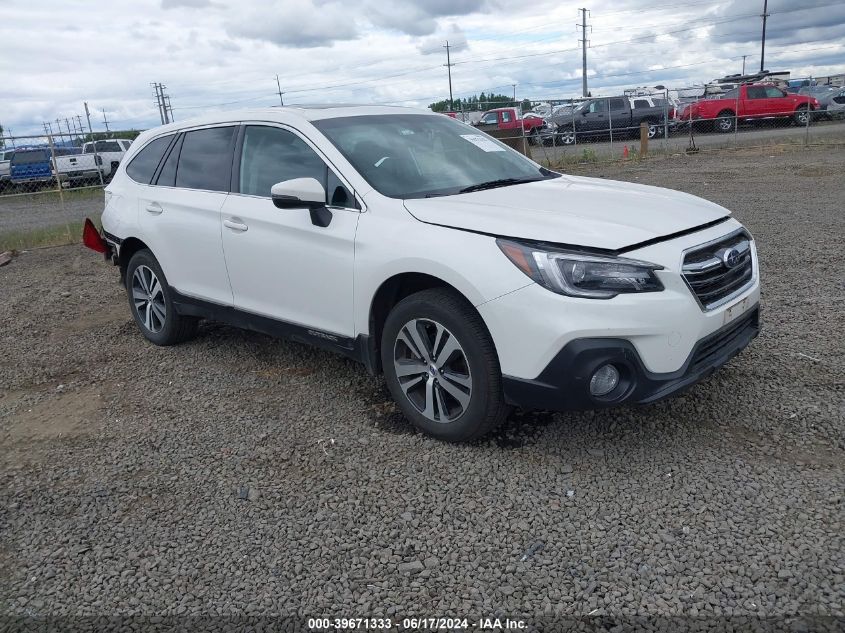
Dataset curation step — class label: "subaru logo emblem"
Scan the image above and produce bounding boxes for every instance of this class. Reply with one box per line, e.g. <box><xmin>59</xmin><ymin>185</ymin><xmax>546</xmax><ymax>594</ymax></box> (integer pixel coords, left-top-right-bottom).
<box><xmin>721</xmin><ymin>248</ymin><xmax>741</xmax><ymax>269</ymax></box>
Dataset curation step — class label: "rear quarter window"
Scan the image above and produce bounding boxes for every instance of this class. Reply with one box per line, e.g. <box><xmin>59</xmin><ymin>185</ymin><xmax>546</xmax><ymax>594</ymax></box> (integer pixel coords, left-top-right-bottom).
<box><xmin>126</xmin><ymin>135</ymin><xmax>174</xmax><ymax>184</ymax></box>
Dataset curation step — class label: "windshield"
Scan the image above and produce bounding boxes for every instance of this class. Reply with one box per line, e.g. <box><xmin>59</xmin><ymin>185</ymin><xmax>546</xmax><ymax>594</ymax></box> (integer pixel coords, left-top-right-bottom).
<box><xmin>312</xmin><ymin>114</ymin><xmax>557</xmax><ymax>199</ymax></box>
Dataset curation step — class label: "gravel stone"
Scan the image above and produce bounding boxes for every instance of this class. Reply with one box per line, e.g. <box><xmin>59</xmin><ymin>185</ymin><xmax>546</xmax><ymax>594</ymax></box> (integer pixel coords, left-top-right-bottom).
<box><xmin>0</xmin><ymin>145</ymin><xmax>843</xmax><ymax>621</ymax></box>
<box><xmin>398</xmin><ymin>561</ymin><xmax>424</xmax><ymax>575</ymax></box>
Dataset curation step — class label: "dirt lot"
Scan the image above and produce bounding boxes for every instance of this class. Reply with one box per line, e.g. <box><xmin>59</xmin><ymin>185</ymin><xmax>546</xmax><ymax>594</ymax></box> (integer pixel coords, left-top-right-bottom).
<box><xmin>1</xmin><ymin>145</ymin><xmax>843</xmax><ymax>626</ymax></box>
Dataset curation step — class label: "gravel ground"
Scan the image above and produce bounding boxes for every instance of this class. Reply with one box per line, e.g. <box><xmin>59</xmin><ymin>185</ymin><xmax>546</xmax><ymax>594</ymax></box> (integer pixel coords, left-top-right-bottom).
<box><xmin>0</xmin><ymin>144</ymin><xmax>843</xmax><ymax>628</ymax></box>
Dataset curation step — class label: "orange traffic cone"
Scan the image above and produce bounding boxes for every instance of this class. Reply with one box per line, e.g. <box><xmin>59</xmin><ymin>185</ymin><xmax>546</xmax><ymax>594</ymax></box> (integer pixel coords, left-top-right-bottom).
<box><xmin>623</xmin><ymin>145</ymin><xmax>629</xmax><ymax>159</ymax></box>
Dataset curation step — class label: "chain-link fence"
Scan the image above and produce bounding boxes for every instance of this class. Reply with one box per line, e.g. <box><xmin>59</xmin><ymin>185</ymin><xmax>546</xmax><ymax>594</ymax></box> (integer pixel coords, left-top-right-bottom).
<box><xmin>0</xmin><ymin>133</ymin><xmax>132</xmax><ymax>251</ymax></box>
<box><xmin>522</xmin><ymin>77</ymin><xmax>845</xmax><ymax>166</ymax></box>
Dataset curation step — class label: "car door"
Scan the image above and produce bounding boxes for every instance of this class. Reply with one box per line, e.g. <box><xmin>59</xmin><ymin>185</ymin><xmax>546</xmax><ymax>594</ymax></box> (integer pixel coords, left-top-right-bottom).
<box><xmin>764</xmin><ymin>86</ymin><xmax>791</xmax><ymax>118</ymax></box>
<box><xmin>744</xmin><ymin>86</ymin><xmax>769</xmax><ymax>118</ymax></box>
<box><xmin>220</xmin><ymin>124</ymin><xmax>360</xmax><ymax>338</ymax></box>
<box><xmin>135</xmin><ymin>126</ymin><xmax>236</xmax><ymax>306</ymax></box>
<box><xmin>579</xmin><ymin>99</ymin><xmax>608</xmax><ymax>134</ymax></box>
<box><xmin>607</xmin><ymin>97</ymin><xmax>628</xmax><ymax>137</ymax></box>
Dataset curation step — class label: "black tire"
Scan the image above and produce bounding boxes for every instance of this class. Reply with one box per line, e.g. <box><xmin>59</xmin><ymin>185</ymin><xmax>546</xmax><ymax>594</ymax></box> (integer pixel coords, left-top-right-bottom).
<box><xmin>645</xmin><ymin>120</ymin><xmax>659</xmax><ymax>139</ymax></box>
<box><xmin>125</xmin><ymin>249</ymin><xmax>198</xmax><ymax>346</ymax></box>
<box><xmin>715</xmin><ymin>111</ymin><xmax>735</xmax><ymax>133</ymax></box>
<box><xmin>380</xmin><ymin>288</ymin><xmax>509</xmax><ymax>442</ymax></box>
<box><xmin>793</xmin><ymin>107</ymin><xmax>811</xmax><ymax>126</ymax></box>
<box><xmin>527</xmin><ymin>129</ymin><xmax>539</xmax><ymax>146</ymax></box>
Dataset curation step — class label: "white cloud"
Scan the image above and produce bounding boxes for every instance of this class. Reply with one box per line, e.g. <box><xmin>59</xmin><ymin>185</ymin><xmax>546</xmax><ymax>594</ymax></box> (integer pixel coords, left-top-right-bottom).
<box><xmin>0</xmin><ymin>0</ymin><xmax>842</xmax><ymax>135</ymax></box>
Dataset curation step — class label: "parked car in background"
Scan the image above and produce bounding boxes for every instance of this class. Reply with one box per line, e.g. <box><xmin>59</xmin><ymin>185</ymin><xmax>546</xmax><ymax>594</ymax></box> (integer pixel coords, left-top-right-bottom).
<box><xmin>826</xmin><ymin>88</ymin><xmax>845</xmax><ymax>119</ymax></box>
<box><xmin>474</xmin><ymin>107</ymin><xmax>546</xmax><ymax>144</ymax></box>
<box><xmin>55</xmin><ymin>138</ymin><xmax>133</xmax><ymax>186</ymax></box>
<box><xmin>548</xmin><ymin>95</ymin><xmax>668</xmax><ymax>145</ymax></box>
<box><xmin>10</xmin><ymin>148</ymin><xmax>55</xmax><ymax>185</ymax></box>
<box><xmin>86</xmin><ymin>105</ymin><xmax>760</xmax><ymax>442</ymax></box>
<box><xmin>677</xmin><ymin>84</ymin><xmax>819</xmax><ymax>132</ymax></box>
<box><xmin>0</xmin><ymin>149</ymin><xmax>14</xmax><ymax>188</ymax></box>
<box><xmin>799</xmin><ymin>85</ymin><xmax>843</xmax><ymax>119</ymax></box>
<box><xmin>83</xmin><ymin>138</ymin><xmax>133</xmax><ymax>174</ymax></box>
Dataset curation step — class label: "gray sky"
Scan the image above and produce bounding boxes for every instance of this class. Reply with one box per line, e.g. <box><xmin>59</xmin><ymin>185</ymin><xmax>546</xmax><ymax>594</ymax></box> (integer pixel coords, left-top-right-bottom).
<box><xmin>1</xmin><ymin>0</ymin><xmax>843</xmax><ymax>136</ymax></box>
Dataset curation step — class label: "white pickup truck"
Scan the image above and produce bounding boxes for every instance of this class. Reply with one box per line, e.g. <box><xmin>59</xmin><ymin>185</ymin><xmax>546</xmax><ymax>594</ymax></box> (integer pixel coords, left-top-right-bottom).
<box><xmin>55</xmin><ymin>138</ymin><xmax>133</xmax><ymax>186</ymax></box>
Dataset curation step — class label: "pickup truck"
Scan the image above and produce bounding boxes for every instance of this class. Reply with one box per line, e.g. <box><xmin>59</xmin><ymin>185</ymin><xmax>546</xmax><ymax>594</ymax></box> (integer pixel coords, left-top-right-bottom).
<box><xmin>10</xmin><ymin>147</ymin><xmax>78</xmax><ymax>186</ymax></box>
<box><xmin>474</xmin><ymin>107</ymin><xmax>546</xmax><ymax>144</ymax></box>
<box><xmin>55</xmin><ymin>139</ymin><xmax>132</xmax><ymax>186</ymax></box>
<box><xmin>0</xmin><ymin>149</ymin><xmax>13</xmax><ymax>189</ymax></box>
<box><xmin>677</xmin><ymin>84</ymin><xmax>819</xmax><ymax>132</ymax></box>
<box><xmin>549</xmin><ymin>95</ymin><xmax>669</xmax><ymax>145</ymax></box>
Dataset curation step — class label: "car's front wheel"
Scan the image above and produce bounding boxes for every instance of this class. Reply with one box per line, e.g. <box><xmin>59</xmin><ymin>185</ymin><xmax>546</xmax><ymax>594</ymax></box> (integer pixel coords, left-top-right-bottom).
<box><xmin>381</xmin><ymin>288</ymin><xmax>509</xmax><ymax>442</ymax></box>
<box><xmin>125</xmin><ymin>249</ymin><xmax>198</xmax><ymax>346</ymax></box>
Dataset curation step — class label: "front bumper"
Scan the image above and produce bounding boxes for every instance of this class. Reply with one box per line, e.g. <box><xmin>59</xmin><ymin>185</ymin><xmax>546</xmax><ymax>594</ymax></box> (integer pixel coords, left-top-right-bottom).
<box><xmin>503</xmin><ymin>306</ymin><xmax>759</xmax><ymax>411</ymax></box>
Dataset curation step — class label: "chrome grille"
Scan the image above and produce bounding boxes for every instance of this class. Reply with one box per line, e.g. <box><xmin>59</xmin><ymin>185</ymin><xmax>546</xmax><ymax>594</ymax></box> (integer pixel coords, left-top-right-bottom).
<box><xmin>682</xmin><ymin>229</ymin><xmax>755</xmax><ymax>310</ymax></box>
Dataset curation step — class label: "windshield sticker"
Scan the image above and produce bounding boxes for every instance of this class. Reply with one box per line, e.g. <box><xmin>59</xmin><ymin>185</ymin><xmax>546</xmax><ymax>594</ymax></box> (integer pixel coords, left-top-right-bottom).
<box><xmin>460</xmin><ymin>134</ymin><xmax>506</xmax><ymax>152</ymax></box>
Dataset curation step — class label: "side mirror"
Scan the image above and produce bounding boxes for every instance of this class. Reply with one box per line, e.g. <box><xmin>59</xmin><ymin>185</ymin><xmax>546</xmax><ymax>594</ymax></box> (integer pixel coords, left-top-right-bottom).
<box><xmin>270</xmin><ymin>177</ymin><xmax>332</xmax><ymax>227</ymax></box>
<box><xmin>271</xmin><ymin>178</ymin><xmax>326</xmax><ymax>210</ymax></box>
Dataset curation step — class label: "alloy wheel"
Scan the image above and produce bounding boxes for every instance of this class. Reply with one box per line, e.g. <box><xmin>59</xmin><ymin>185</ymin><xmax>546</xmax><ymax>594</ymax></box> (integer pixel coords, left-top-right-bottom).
<box><xmin>132</xmin><ymin>265</ymin><xmax>166</xmax><ymax>333</ymax></box>
<box><xmin>393</xmin><ymin>318</ymin><xmax>472</xmax><ymax>423</ymax></box>
<box><xmin>718</xmin><ymin>117</ymin><xmax>732</xmax><ymax>132</ymax></box>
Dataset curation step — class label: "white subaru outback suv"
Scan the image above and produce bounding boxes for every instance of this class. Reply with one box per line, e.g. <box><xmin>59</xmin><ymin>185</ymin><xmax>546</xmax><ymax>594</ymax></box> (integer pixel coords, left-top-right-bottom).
<box><xmin>85</xmin><ymin>105</ymin><xmax>760</xmax><ymax>442</ymax></box>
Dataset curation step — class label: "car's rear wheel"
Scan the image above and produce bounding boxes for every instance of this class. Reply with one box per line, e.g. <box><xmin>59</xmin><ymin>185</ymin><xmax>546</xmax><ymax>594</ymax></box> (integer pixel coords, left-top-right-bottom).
<box><xmin>560</xmin><ymin>128</ymin><xmax>576</xmax><ymax>145</ymax></box>
<box><xmin>381</xmin><ymin>288</ymin><xmax>509</xmax><ymax>442</ymax></box>
<box><xmin>125</xmin><ymin>249</ymin><xmax>198</xmax><ymax>346</ymax></box>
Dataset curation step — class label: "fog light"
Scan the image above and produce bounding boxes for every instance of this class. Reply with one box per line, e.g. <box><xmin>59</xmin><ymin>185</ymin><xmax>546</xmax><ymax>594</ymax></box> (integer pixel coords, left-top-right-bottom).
<box><xmin>590</xmin><ymin>364</ymin><xmax>620</xmax><ymax>397</ymax></box>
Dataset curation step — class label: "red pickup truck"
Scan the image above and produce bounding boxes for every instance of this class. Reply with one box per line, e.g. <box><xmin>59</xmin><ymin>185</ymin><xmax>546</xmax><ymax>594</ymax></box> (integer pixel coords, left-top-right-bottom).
<box><xmin>474</xmin><ymin>107</ymin><xmax>546</xmax><ymax>143</ymax></box>
<box><xmin>678</xmin><ymin>84</ymin><xmax>819</xmax><ymax>132</ymax></box>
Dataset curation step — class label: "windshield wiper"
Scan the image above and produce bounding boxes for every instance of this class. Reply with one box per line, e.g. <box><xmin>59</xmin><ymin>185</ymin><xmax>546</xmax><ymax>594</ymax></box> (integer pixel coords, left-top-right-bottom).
<box><xmin>458</xmin><ymin>178</ymin><xmax>543</xmax><ymax>194</ymax></box>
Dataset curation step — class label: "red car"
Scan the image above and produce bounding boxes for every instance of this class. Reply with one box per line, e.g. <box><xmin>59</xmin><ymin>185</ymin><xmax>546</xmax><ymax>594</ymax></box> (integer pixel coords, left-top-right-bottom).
<box><xmin>474</xmin><ymin>107</ymin><xmax>546</xmax><ymax>143</ymax></box>
<box><xmin>678</xmin><ymin>84</ymin><xmax>819</xmax><ymax>132</ymax></box>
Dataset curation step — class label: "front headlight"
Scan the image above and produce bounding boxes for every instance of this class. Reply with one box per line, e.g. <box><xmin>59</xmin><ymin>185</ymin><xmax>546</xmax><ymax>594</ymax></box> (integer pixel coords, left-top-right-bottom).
<box><xmin>497</xmin><ymin>239</ymin><xmax>664</xmax><ymax>299</ymax></box>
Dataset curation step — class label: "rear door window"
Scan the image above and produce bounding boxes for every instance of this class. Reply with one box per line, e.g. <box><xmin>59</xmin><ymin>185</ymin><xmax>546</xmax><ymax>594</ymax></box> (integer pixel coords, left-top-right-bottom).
<box><xmin>175</xmin><ymin>126</ymin><xmax>236</xmax><ymax>192</ymax></box>
<box><xmin>126</xmin><ymin>135</ymin><xmax>174</xmax><ymax>184</ymax></box>
<box><xmin>633</xmin><ymin>99</ymin><xmax>650</xmax><ymax>109</ymax></box>
<box><xmin>608</xmin><ymin>98</ymin><xmax>626</xmax><ymax>111</ymax></box>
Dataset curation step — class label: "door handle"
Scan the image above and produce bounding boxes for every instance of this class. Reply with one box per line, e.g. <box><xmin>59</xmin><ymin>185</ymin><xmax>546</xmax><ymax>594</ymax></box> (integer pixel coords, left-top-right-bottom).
<box><xmin>145</xmin><ymin>202</ymin><xmax>163</xmax><ymax>215</ymax></box>
<box><xmin>223</xmin><ymin>219</ymin><xmax>248</xmax><ymax>232</ymax></box>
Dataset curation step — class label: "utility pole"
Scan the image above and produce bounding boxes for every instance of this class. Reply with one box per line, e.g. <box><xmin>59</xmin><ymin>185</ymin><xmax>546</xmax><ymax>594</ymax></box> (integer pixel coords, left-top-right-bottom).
<box><xmin>512</xmin><ymin>84</ymin><xmax>517</xmax><ymax>103</ymax></box>
<box><xmin>102</xmin><ymin>109</ymin><xmax>110</xmax><ymax>133</ymax></box>
<box><xmin>84</xmin><ymin>102</ymin><xmax>105</xmax><ymax>186</ymax></box>
<box><xmin>74</xmin><ymin>115</ymin><xmax>85</xmax><ymax>143</ymax></box>
<box><xmin>152</xmin><ymin>83</ymin><xmax>162</xmax><ymax>124</ymax></box>
<box><xmin>55</xmin><ymin>118</ymin><xmax>63</xmax><ymax>142</ymax></box>
<box><xmin>741</xmin><ymin>55</ymin><xmax>748</xmax><ymax>75</ymax></box>
<box><xmin>443</xmin><ymin>41</ymin><xmax>454</xmax><ymax>112</ymax></box>
<box><xmin>578</xmin><ymin>8</ymin><xmax>590</xmax><ymax>98</ymax></box>
<box><xmin>760</xmin><ymin>0</ymin><xmax>769</xmax><ymax>73</ymax></box>
<box><xmin>152</xmin><ymin>83</ymin><xmax>170</xmax><ymax>125</ymax></box>
<box><xmin>165</xmin><ymin>95</ymin><xmax>174</xmax><ymax>122</ymax></box>
<box><xmin>64</xmin><ymin>118</ymin><xmax>73</xmax><ymax>139</ymax></box>
<box><xmin>275</xmin><ymin>74</ymin><xmax>285</xmax><ymax>105</ymax></box>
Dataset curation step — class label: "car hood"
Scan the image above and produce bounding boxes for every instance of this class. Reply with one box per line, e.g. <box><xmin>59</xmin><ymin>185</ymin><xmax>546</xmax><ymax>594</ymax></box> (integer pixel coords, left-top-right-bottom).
<box><xmin>402</xmin><ymin>175</ymin><xmax>730</xmax><ymax>251</ymax></box>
